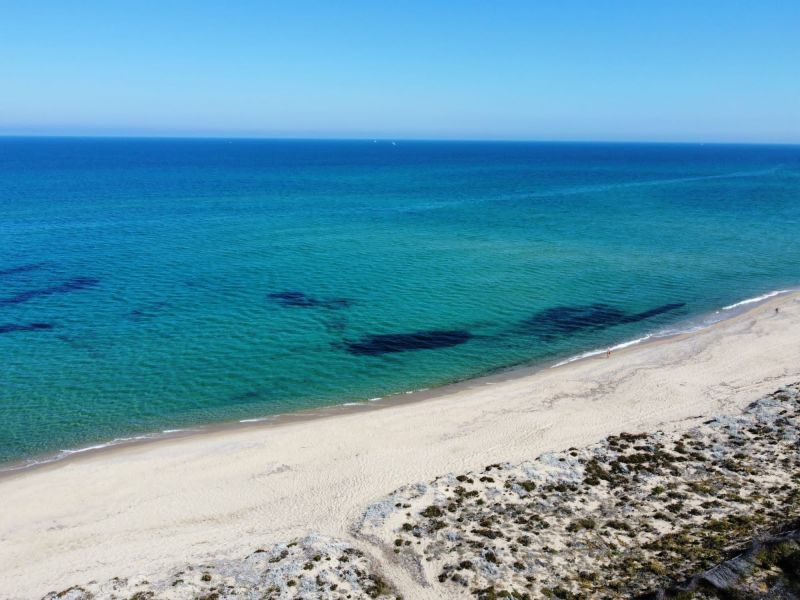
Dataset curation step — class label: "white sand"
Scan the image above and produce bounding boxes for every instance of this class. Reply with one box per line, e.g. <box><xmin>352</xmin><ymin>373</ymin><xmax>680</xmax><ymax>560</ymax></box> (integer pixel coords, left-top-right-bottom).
<box><xmin>2</xmin><ymin>293</ymin><xmax>800</xmax><ymax>599</ymax></box>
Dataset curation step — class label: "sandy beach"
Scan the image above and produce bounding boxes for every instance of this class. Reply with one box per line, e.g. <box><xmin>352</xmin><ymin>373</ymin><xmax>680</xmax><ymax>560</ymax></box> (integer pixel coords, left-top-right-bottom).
<box><xmin>2</xmin><ymin>291</ymin><xmax>800</xmax><ymax>599</ymax></box>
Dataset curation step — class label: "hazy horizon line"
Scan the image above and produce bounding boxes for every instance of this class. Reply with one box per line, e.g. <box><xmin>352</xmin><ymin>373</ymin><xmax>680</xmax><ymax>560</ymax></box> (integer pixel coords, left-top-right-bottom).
<box><xmin>1</xmin><ymin>133</ymin><xmax>798</xmax><ymax>147</ymax></box>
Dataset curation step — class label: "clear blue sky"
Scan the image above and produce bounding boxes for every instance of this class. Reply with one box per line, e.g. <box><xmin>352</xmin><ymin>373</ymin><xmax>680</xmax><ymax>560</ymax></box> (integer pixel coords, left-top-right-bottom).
<box><xmin>2</xmin><ymin>1</ymin><xmax>798</xmax><ymax>142</ymax></box>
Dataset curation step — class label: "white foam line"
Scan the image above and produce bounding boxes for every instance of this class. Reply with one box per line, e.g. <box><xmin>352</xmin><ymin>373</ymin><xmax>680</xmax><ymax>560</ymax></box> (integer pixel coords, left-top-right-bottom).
<box><xmin>0</xmin><ymin>456</ymin><xmax>58</xmax><ymax>473</ymax></box>
<box><xmin>342</xmin><ymin>402</ymin><xmax>363</xmax><ymax>406</ymax></box>
<box><xmin>58</xmin><ymin>434</ymin><xmax>156</xmax><ymax>456</ymax></box>
<box><xmin>59</xmin><ymin>444</ymin><xmax>114</xmax><ymax>455</ymax></box>
<box><xmin>611</xmin><ymin>334</ymin><xmax>654</xmax><ymax>351</ymax></box>
<box><xmin>654</xmin><ymin>323</ymin><xmax>710</xmax><ymax>337</ymax></box>
<box><xmin>239</xmin><ymin>418</ymin><xmax>268</xmax><ymax>423</ymax></box>
<box><xmin>722</xmin><ymin>289</ymin><xmax>789</xmax><ymax>310</ymax></box>
<box><xmin>551</xmin><ymin>288</ymin><xmax>795</xmax><ymax>370</ymax></box>
<box><xmin>1</xmin><ymin>438</ymin><xmax>148</xmax><ymax>472</ymax></box>
<box><xmin>551</xmin><ymin>334</ymin><xmax>653</xmax><ymax>368</ymax></box>
<box><xmin>368</xmin><ymin>397</ymin><xmax>383</xmax><ymax>402</ymax></box>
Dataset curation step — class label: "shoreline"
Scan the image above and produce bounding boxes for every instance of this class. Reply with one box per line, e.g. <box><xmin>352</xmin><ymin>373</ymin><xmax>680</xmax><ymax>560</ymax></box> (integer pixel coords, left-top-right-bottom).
<box><xmin>1</xmin><ymin>287</ymin><xmax>795</xmax><ymax>478</ymax></box>
<box><xmin>3</xmin><ymin>290</ymin><xmax>800</xmax><ymax>597</ymax></box>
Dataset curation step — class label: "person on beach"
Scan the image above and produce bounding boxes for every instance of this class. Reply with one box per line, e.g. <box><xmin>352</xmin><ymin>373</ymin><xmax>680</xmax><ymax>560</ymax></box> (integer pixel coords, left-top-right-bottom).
<box><xmin>606</xmin><ymin>348</ymin><xmax>611</xmax><ymax>359</ymax></box>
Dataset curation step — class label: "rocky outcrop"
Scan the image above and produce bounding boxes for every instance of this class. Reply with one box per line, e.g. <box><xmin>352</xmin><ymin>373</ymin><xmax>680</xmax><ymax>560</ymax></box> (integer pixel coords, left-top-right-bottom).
<box><xmin>357</xmin><ymin>384</ymin><xmax>800</xmax><ymax>598</ymax></box>
<box><xmin>41</xmin><ymin>534</ymin><xmax>398</xmax><ymax>600</ymax></box>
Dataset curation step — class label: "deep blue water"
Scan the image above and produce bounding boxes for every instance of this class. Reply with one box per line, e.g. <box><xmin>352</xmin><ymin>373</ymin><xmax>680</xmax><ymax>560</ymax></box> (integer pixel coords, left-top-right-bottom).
<box><xmin>1</xmin><ymin>138</ymin><xmax>799</xmax><ymax>466</ymax></box>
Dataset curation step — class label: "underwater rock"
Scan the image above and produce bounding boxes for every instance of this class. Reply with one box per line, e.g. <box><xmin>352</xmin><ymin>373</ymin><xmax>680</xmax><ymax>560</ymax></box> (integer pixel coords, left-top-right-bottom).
<box><xmin>346</xmin><ymin>330</ymin><xmax>472</xmax><ymax>355</ymax></box>
<box><xmin>0</xmin><ymin>322</ymin><xmax>54</xmax><ymax>334</ymax></box>
<box><xmin>268</xmin><ymin>291</ymin><xmax>352</xmax><ymax>309</ymax></box>
<box><xmin>127</xmin><ymin>301</ymin><xmax>169</xmax><ymax>321</ymax></box>
<box><xmin>0</xmin><ymin>277</ymin><xmax>100</xmax><ymax>306</ymax></box>
<box><xmin>0</xmin><ymin>263</ymin><xmax>45</xmax><ymax>277</ymax></box>
<box><xmin>520</xmin><ymin>302</ymin><xmax>685</xmax><ymax>339</ymax></box>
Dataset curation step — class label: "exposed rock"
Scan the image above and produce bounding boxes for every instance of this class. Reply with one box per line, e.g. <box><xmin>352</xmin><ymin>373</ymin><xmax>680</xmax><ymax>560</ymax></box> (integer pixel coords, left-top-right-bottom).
<box><xmin>357</xmin><ymin>384</ymin><xmax>800</xmax><ymax>599</ymax></box>
<box><xmin>41</xmin><ymin>534</ymin><xmax>398</xmax><ymax>600</ymax></box>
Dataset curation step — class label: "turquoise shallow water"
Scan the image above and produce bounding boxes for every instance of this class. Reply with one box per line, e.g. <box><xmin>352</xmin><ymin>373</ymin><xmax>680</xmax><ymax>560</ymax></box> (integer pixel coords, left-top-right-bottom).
<box><xmin>1</xmin><ymin>138</ymin><xmax>799</xmax><ymax>466</ymax></box>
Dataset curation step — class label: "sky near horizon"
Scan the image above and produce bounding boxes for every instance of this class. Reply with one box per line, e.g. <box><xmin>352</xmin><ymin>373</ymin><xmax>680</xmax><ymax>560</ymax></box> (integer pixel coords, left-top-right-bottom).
<box><xmin>1</xmin><ymin>1</ymin><xmax>798</xmax><ymax>143</ymax></box>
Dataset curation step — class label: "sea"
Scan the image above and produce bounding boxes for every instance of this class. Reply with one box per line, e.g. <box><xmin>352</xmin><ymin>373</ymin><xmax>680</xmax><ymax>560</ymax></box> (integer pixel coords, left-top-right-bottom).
<box><xmin>1</xmin><ymin>138</ymin><xmax>798</xmax><ymax>468</ymax></box>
